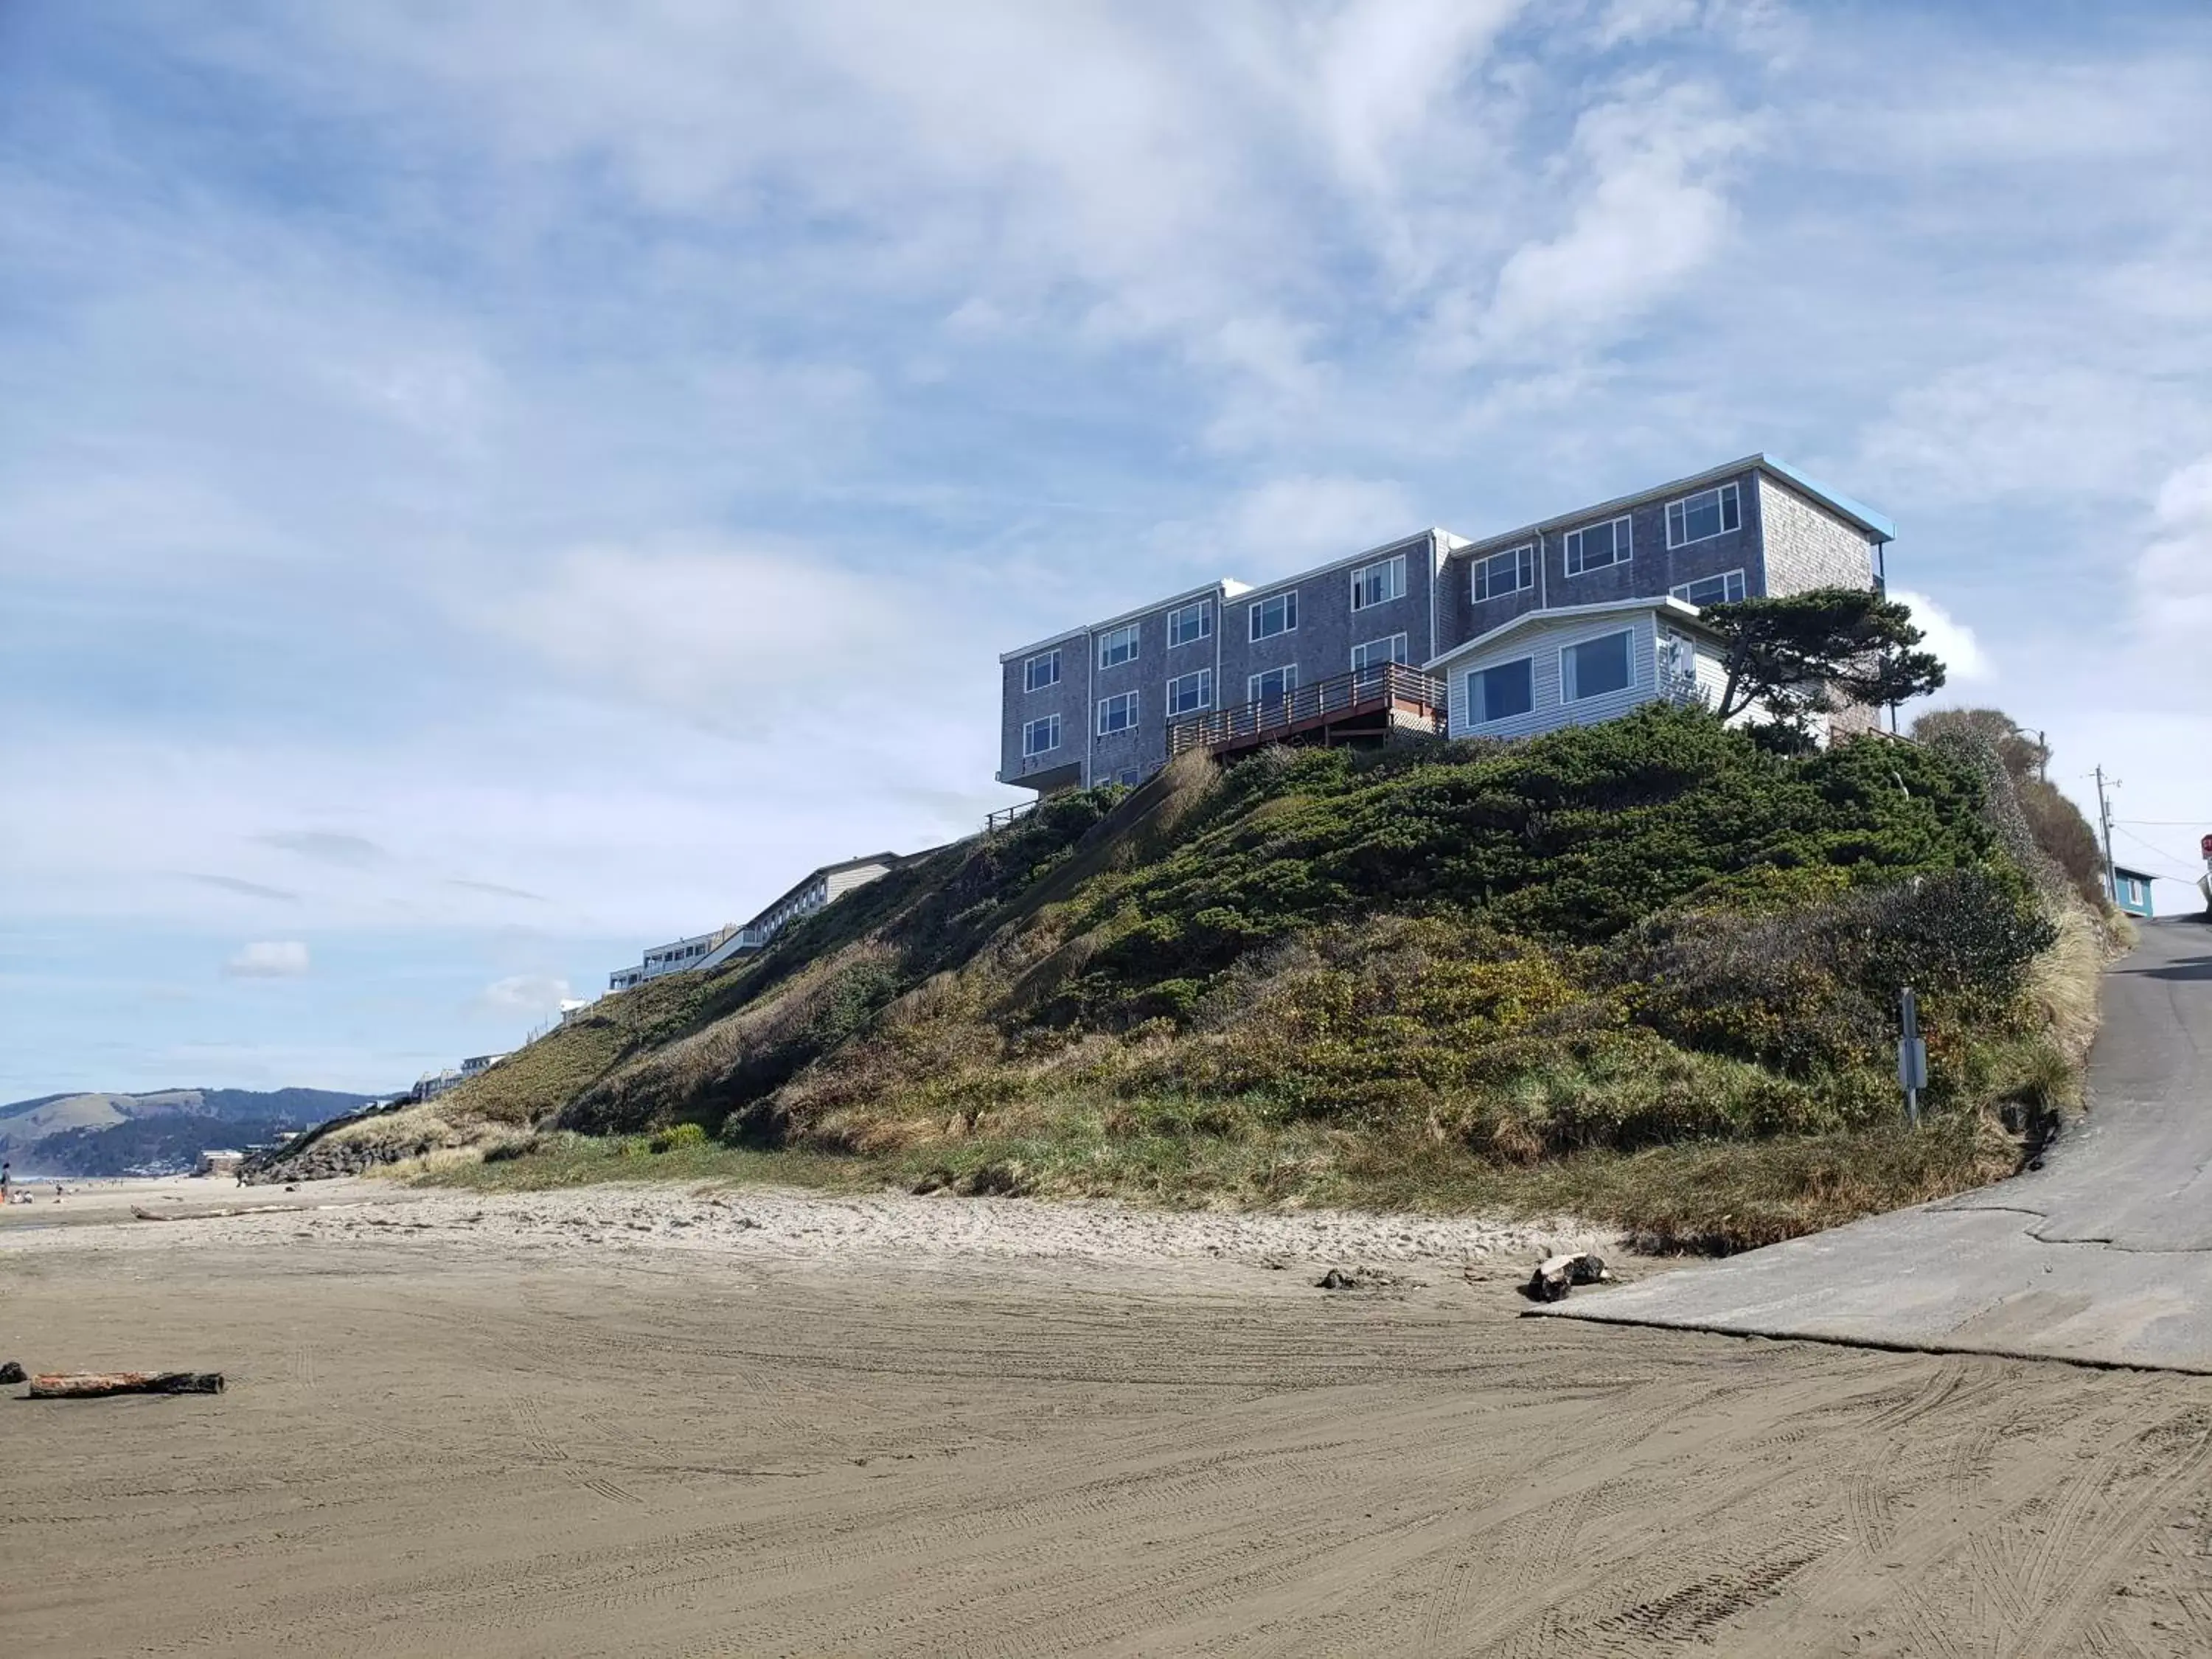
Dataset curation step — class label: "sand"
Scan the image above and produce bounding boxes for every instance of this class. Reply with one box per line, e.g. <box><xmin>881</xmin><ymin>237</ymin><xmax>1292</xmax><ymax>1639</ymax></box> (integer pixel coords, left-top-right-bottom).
<box><xmin>5</xmin><ymin>1178</ymin><xmax>2211</xmax><ymax>1655</ymax></box>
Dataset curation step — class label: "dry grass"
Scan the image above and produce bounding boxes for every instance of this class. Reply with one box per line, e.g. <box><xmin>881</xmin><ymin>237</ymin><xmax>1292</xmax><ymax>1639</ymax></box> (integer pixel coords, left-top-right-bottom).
<box><xmin>415</xmin><ymin>1107</ymin><xmax>2026</xmax><ymax>1255</ymax></box>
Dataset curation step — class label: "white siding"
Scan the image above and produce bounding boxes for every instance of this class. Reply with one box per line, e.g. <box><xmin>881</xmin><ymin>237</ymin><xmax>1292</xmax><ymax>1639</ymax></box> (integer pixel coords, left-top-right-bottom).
<box><xmin>1444</xmin><ymin>609</ymin><xmax>1735</xmax><ymax>742</ymax></box>
<box><xmin>824</xmin><ymin>861</ymin><xmax>893</xmax><ymax>902</ymax></box>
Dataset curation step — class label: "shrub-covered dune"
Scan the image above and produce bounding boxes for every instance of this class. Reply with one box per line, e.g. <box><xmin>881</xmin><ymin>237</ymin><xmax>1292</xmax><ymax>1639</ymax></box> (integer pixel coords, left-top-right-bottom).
<box><xmin>266</xmin><ymin>705</ymin><xmax>2116</xmax><ymax>1250</ymax></box>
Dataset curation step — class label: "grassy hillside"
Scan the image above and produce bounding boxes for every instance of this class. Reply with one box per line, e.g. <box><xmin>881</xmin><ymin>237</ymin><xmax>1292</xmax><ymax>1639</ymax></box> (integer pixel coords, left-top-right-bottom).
<box><xmin>271</xmin><ymin>706</ymin><xmax>2114</xmax><ymax>1248</ymax></box>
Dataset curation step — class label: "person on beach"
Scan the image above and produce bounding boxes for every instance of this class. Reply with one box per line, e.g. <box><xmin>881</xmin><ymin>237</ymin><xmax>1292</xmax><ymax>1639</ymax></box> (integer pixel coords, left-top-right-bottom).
<box><xmin>1</xmin><ymin>1161</ymin><xmax>10</xmax><ymax>1204</ymax></box>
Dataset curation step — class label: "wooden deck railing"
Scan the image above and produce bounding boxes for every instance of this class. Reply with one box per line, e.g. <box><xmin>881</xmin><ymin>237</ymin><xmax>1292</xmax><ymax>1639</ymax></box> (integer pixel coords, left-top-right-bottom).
<box><xmin>1167</xmin><ymin>661</ymin><xmax>1447</xmax><ymax>757</ymax></box>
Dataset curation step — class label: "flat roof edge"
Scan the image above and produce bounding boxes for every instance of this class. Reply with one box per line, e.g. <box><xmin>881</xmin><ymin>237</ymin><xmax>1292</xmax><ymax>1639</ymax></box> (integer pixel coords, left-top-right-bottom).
<box><xmin>1756</xmin><ymin>455</ymin><xmax>1898</xmax><ymax>541</ymax></box>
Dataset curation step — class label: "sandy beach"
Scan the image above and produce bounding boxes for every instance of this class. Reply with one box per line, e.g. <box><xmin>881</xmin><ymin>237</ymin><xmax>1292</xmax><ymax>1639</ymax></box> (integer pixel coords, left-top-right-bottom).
<box><xmin>5</xmin><ymin>1177</ymin><xmax>2211</xmax><ymax>1655</ymax></box>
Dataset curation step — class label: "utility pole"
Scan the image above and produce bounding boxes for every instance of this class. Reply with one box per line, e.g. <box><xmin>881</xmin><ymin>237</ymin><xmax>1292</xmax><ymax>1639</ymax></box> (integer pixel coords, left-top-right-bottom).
<box><xmin>2093</xmin><ymin>765</ymin><xmax>2120</xmax><ymax>904</ymax></box>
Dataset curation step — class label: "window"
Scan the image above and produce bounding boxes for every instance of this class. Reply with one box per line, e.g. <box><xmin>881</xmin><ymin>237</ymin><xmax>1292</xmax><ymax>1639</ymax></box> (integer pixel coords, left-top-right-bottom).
<box><xmin>1352</xmin><ymin>633</ymin><xmax>1408</xmax><ymax>671</ymax></box>
<box><xmin>1023</xmin><ymin>649</ymin><xmax>1061</xmax><ymax>692</ymax></box>
<box><xmin>1098</xmin><ymin>623</ymin><xmax>1139</xmax><ymax>669</ymax></box>
<box><xmin>1670</xmin><ymin>569</ymin><xmax>1746</xmax><ymax>608</ymax></box>
<box><xmin>1350</xmin><ymin>554</ymin><xmax>1406</xmax><ymax>611</ymax></box>
<box><xmin>1468</xmin><ymin>658</ymin><xmax>1534</xmax><ymax>725</ymax></box>
<box><xmin>1096</xmin><ymin>690</ymin><xmax>1139</xmax><ymax>736</ymax></box>
<box><xmin>1166</xmin><ymin>669</ymin><xmax>1212</xmax><ymax>716</ymax></box>
<box><xmin>1473</xmin><ymin>543</ymin><xmax>1535</xmax><ymax>603</ymax></box>
<box><xmin>1167</xmin><ymin>599</ymin><xmax>1212</xmax><ymax>647</ymax></box>
<box><xmin>1021</xmin><ymin>714</ymin><xmax>1060</xmax><ymax>757</ymax></box>
<box><xmin>1249</xmin><ymin>591</ymin><xmax>1298</xmax><ymax>641</ymax></box>
<box><xmin>1666</xmin><ymin>483</ymin><xmax>1741</xmax><ymax>549</ymax></box>
<box><xmin>1248</xmin><ymin>665</ymin><xmax>1296</xmax><ymax>703</ymax></box>
<box><xmin>1562</xmin><ymin>629</ymin><xmax>1634</xmax><ymax>701</ymax></box>
<box><xmin>1563</xmin><ymin>515</ymin><xmax>1632</xmax><ymax>575</ymax></box>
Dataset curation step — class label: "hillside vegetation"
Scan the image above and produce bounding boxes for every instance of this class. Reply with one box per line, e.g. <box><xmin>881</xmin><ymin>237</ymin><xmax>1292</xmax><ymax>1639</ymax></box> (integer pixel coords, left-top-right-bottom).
<box><xmin>266</xmin><ymin>705</ymin><xmax>2115</xmax><ymax>1249</ymax></box>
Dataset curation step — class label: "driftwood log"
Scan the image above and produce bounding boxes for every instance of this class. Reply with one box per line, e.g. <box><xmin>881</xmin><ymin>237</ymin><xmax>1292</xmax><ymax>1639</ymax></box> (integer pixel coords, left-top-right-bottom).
<box><xmin>26</xmin><ymin>1371</ymin><xmax>225</xmax><ymax>1398</ymax></box>
<box><xmin>1521</xmin><ymin>1251</ymin><xmax>1612</xmax><ymax>1304</ymax></box>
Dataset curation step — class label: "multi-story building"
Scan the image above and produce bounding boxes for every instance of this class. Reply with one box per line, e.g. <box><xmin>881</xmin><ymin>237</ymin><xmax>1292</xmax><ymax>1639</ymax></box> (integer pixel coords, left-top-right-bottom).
<box><xmin>608</xmin><ymin>925</ymin><xmax>742</xmax><ymax>992</ymax></box>
<box><xmin>604</xmin><ymin>855</ymin><xmax>905</xmax><ymax>993</ymax></box>
<box><xmin>995</xmin><ymin>455</ymin><xmax>1893</xmax><ymax>792</ymax></box>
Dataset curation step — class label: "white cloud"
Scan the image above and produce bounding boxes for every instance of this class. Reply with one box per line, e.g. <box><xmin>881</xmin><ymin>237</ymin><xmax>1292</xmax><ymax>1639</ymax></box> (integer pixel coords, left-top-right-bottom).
<box><xmin>480</xmin><ymin>542</ymin><xmax>914</xmax><ymax>715</ymax></box>
<box><xmin>1860</xmin><ymin>365</ymin><xmax>2208</xmax><ymax>507</ymax></box>
<box><xmin>1470</xmin><ymin>79</ymin><xmax>1758</xmax><ymax>361</ymax></box>
<box><xmin>1891</xmin><ymin>588</ymin><xmax>1992</xmax><ymax>685</ymax></box>
<box><xmin>478</xmin><ymin>974</ymin><xmax>573</xmax><ymax>1014</ymax></box>
<box><xmin>225</xmin><ymin>941</ymin><xmax>310</xmax><ymax>978</ymax></box>
<box><xmin>1224</xmin><ymin>476</ymin><xmax>1419</xmax><ymax>564</ymax></box>
<box><xmin>2138</xmin><ymin>453</ymin><xmax>2212</xmax><ymax>643</ymax></box>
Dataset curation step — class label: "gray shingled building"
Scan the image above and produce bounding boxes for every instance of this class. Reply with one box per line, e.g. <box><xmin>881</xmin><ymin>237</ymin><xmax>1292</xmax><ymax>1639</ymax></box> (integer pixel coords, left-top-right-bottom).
<box><xmin>995</xmin><ymin>455</ymin><xmax>1896</xmax><ymax>793</ymax></box>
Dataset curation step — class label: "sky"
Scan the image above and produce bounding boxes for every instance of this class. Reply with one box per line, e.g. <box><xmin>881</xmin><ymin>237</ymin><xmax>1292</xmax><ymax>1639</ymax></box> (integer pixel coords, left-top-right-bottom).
<box><xmin>3</xmin><ymin>0</ymin><xmax>2208</xmax><ymax>1100</ymax></box>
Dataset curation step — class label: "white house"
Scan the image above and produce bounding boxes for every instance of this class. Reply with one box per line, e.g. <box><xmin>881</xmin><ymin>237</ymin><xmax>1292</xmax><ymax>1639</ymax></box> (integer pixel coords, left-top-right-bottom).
<box><xmin>608</xmin><ymin>925</ymin><xmax>742</xmax><ymax>992</ymax></box>
<box><xmin>1426</xmin><ymin>597</ymin><xmax>1731</xmax><ymax>742</ymax></box>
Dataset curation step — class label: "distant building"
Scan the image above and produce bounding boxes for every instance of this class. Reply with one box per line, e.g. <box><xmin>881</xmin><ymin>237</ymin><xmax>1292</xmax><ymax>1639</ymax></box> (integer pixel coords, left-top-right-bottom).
<box><xmin>459</xmin><ymin>1052</ymin><xmax>509</xmax><ymax>1077</ymax></box>
<box><xmin>196</xmin><ymin>1150</ymin><xmax>244</xmax><ymax>1177</ymax></box>
<box><xmin>416</xmin><ymin>1067</ymin><xmax>464</xmax><ymax>1100</ymax></box>
<box><xmin>2112</xmin><ymin>866</ymin><xmax>2156</xmax><ymax>919</ymax></box>
<box><xmin>606</xmin><ymin>855</ymin><xmax>903</xmax><ymax>992</ymax></box>
<box><xmin>699</xmin><ymin>854</ymin><xmax>902</xmax><ymax>968</ymax></box>
<box><xmin>608</xmin><ymin>925</ymin><xmax>741</xmax><ymax>991</ymax></box>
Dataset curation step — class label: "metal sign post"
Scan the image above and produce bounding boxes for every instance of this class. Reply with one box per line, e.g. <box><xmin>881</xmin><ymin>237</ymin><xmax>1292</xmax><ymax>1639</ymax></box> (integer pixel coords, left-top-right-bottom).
<box><xmin>1898</xmin><ymin>987</ymin><xmax>1928</xmax><ymax>1129</ymax></box>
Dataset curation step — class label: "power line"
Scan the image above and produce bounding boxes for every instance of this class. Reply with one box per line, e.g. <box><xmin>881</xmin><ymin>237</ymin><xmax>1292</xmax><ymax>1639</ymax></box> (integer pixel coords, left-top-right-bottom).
<box><xmin>2110</xmin><ymin>825</ymin><xmax>2203</xmax><ymax>880</ymax></box>
<box><xmin>2112</xmin><ymin>818</ymin><xmax>2209</xmax><ymax>827</ymax></box>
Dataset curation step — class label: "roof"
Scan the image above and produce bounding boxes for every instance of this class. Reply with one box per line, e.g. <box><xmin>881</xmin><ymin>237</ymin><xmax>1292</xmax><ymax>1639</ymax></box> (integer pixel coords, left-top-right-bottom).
<box><xmin>2111</xmin><ymin>866</ymin><xmax>2157</xmax><ymax>882</ymax></box>
<box><xmin>1425</xmin><ymin>597</ymin><xmax>1719</xmax><ymax>673</ymax></box>
<box><xmin>1451</xmin><ymin>454</ymin><xmax>1896</xmax><ymax>557</ymax></box>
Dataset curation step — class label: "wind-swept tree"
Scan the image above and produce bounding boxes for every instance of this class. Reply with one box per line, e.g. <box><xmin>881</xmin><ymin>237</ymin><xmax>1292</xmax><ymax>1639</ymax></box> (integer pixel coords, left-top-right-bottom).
<box><xmin>1701</xmin><ymin>586</ymin><xmax>1947</xmax><ymax>743</ymax></box>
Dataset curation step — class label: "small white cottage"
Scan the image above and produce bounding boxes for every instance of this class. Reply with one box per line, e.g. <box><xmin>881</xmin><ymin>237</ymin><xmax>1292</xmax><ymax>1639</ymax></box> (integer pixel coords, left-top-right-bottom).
<box><xmin>1426</xmin><ymin>597</ymin><xmax>1731</xmax><ymax>741</ymax></box>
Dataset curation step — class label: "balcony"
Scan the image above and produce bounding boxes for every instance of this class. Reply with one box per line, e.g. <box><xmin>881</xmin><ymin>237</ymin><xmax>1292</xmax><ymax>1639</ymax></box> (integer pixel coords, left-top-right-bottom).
<box><xmin>1167</xmin><ymin>662</ymin><xmax>1448</xmax><ymax>759</ymax></box>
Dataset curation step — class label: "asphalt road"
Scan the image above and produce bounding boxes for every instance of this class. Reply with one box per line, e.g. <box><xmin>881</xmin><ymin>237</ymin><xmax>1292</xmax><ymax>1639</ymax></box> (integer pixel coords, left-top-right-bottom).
<box><xmin>1543</xmin><ymin>915</ymin><xmax>2212</xmax><ymax>1372</ymax></box>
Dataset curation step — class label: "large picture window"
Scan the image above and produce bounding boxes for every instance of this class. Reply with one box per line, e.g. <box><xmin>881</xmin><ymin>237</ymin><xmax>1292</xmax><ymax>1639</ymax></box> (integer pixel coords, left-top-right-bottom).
<box><xmin>1352</xmin><ymin>634</ymin><xmax>1408</xmax><ymax>671</ymax></box>
<box><xmin>1249</xmin><ymin>591</ymin><xmax>1298</xmax><ymax>641</ymax></box>
<box><xmin>1563</xmin><ymin>515</ymin><xmax>1632</xmax><ymax>575</ymax></box>
<box><xmin>1166</xmin><ymin>669</ymin><xmax>1212</xmax><ymax>716</ymax></box>
<box><xmin>1469</xmin><ymin>658</ymin><xmax>1534</xmax><ymax>725</ymax></box>
<box><xmin>1166</xmin><ymin>599</ymin><xmax>1211</xmax><ymax>647</ymax></box>
<box><xmin>1665</xmin><ymin>483</ymin><xmax>1741</xmax><ymax>548</ymax></box>
<box><xmin>1670</xmin><ymin>569</ymin><xmax>1746</xmax><ymax>608</ymax></box>
<box><xmin>1472</xmin><ymin>543</ymin><xmax>1534</xmax><ymax>602</ymax></box>
<box><xmin>1561</xmin><ymin>629</ymin><xmax>1634</xmax><ymax>701</ymax></box>
<box><xmin>1350</xmin><ymin>554</ymin><xmax>1406</xmax><ymax>611</ymax></box>
<box><xmin>1248</xmin><ymin>665</ymin><xmax>1296</xmax><ymax>703</ymax></box>
<box><xmin>1096</xmin><ymin>690</ymin><xmax>1139</xmax><ymax>736</ymax></box>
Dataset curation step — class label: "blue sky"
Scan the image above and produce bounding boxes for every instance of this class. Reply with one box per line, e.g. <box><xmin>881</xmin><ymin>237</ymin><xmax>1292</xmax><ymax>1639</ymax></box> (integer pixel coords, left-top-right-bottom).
<box><xmin>4</xmin><ymin>0</ymin><xmax>2208</xmax><ymax>1099</ymax></box>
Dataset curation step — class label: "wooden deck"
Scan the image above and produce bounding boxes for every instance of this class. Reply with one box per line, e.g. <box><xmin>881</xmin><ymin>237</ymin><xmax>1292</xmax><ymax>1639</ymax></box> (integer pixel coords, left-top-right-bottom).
<box><xmin>1167</xmin><ymin>662</ymin><xmax>1447</xmax><ymax>759</ymax></box>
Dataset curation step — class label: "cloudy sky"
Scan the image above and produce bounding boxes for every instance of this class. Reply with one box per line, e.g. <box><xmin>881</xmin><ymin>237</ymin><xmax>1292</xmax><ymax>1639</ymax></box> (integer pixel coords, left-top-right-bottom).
<box><xmin>4</xmin><ymin>1</ymin><xmax>2207</xmax><ymax>1100</ymax></box>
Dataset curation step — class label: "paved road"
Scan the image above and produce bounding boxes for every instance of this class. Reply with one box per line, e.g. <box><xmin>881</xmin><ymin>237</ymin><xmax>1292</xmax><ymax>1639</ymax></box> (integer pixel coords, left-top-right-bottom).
<box><xmin>1542</xmin><ymin>916</ymin><xmax>2212</xmax><ymax>1372</ymax></box>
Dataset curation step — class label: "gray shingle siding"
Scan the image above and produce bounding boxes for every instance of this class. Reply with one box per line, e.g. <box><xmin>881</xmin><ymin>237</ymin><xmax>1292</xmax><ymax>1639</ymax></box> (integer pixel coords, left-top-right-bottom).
<box><xmin>1220</xmin><ymin>533</ymin><xmax>1439</xmax><ymax>706</ymax></box>
<box><xmin>1755</xmin><ymin>474</ymin><xmax>1878</xmax><ymax>596</ymax></box>
<box><xmin>999</xmin><ymin>633</ymin><xmax>1089</xmax><ymax>790</ymax></box>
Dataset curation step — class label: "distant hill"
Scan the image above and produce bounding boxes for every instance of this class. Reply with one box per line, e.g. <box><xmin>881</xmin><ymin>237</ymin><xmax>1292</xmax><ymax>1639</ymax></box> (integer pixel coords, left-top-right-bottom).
<box><xmin>1</xmin><ymin>1087</ymin><xmax>378</xmax><ymax>1176</ymax></box>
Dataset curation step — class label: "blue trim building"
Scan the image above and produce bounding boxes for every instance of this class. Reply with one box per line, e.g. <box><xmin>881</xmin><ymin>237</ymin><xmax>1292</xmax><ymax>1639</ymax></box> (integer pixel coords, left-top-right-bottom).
<box><xmin>2112</xmin><ymin>866</ymin><xmax>2156</xmax><ymax>919</ymax></box>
